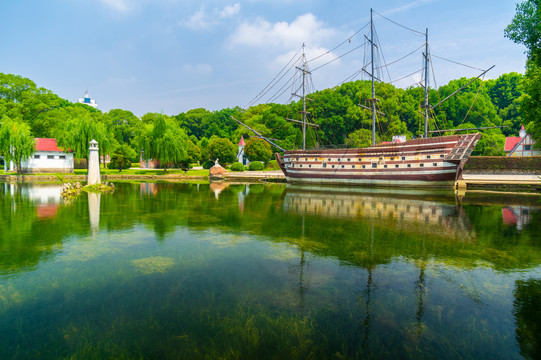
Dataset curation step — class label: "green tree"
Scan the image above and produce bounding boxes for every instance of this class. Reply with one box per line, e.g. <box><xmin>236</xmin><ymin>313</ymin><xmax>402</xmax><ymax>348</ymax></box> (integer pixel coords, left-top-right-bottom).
<box><xmin>486</xmin><ymin>72</ymin><xmax>523</xmax><ymax>109</ymax></box>
<box><xmin>437</xmin><ymin>78</ymin><xmax>501</xmax><ymax>128</ymax></box>
<box><xmin>184</xmin><ymin>139</ymin><xmax>201</xmax><ymax>165</ymax></box>
<box><xmin>345</xmin><ymin>128</ymin><xmax>377</xmax><ymax>148</ymax></box>
<box><xmin>207</xmin><ymin>138</ymin><xmax>237</xmax><ymax>165</ymax></box>
<box><xmin>522</xmin><ymin>61</ymin><xmax>541</xmax><ymax>142</ymax></box>
<box><xmin>244</xmin><ymin>138</ymin><xmax>273</xmax><ymax>163</ymax></box>
<box><xmin>0</xmin><ymin>73</ymin><xmax>68</xmax><ymax>138</ymax></box>
<box><xmin>109</xmin><ymin>144</ymin><xmax>137</xmax><ymax>172</ymax></box>
<box><xmin>176</xmin><ymin>108</ymin><xmax>212</xmax><ymax>139</ymax></box>
<box><xmin>472</xmin><ymin>132</ymin><xmax>506</xmax><ymax>156</ymax></box>
<box><xmin>104</xmin><ymin>109</ymin><xmax>141</xmax><ymax>149</ymax></box>
<box><xmin>138</xmin><ymin>114</ymin><xmax>188</xmax><ymax>171</ymax></box>
<box><xmin>54</xmin><ymin>107</ymin><xmax>111</xmax><ymax>166</ymax></box>
<box><xmin>0</xmin><ymin>117</ymin><xmax>35</xmax><ymax>173</ymax></box>
<box><xmin>204</xmin><ymin>108</ymin><xmax>240</xmax><ymax>139</ymax></box>
<box><xmin>505</xmin><ymin>0</ymin><xmax>541</xmax><ymax>66</ymax></box>
<box><xmin>197</xmin><ymin>137</ymin><xmax>210</xmax><ymax>162</ymax></box>
<box><xmin>506</xmin><ymin>1</ymin><xmax>541</xmax><ymax>143</ymax></box>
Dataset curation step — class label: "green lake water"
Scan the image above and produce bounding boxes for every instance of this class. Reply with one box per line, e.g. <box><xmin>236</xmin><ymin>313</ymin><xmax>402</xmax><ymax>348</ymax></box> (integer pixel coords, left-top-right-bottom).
<box><xmin>1</xmin><ymin>181</ymin><xmax>540</xmax><ymax>359</ymax></box>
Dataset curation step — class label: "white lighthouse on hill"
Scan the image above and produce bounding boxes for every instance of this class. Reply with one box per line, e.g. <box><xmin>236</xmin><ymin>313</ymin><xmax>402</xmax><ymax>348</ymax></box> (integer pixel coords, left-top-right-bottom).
<box><xmin>78</xmin><ymin>90</ymin><xmax>98</xmax><ymax>108</ymax></box>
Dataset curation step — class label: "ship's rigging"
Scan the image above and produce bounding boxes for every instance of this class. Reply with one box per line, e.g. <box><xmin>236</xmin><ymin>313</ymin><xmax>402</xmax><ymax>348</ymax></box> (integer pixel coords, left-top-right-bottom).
<box><xmin>237</xmin><ymin>8</ymin><xmax>495</xmax><ymax>152</ymax></box>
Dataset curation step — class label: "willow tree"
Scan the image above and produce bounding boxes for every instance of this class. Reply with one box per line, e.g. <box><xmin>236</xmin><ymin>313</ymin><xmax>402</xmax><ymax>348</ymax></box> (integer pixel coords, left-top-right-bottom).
<box><xmin>138</xmin><ymin>114</ymin><xmax>188</xmax><ymax>171</ymax></box>
<box><xmin>54</xmin><ymin>106</ymin><xmax>111</xmax><ymax>167</ymax></box>
<box><xmin>0</xmin><ymin>116</ymin><xmax>35</xmax><ymax>173</ymax></box>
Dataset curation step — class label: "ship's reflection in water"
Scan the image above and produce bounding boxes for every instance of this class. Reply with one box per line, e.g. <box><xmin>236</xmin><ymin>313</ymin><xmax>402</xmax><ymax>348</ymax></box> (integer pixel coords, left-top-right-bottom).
<box><xmin>282</xmin><ymin>185</ymin><xmax>474</xmax><ymax>241</ymax></box>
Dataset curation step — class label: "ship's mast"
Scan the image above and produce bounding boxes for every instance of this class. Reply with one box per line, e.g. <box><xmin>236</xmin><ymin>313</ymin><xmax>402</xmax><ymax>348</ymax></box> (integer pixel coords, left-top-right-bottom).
<box><xmin>370</xmin><ymin>8</ymin><xmax>376</xmax><ymax>146</ymax></box>
<box><xmin>423</xmin><ymin>28</ymin><xmax>429</xmax><ymax>138</ymax></box>
<box><xmin>287</xmin><ymin>44</ymin><xmax>318</xmax><ymax>149</ymax></box>
<box><xmin>292</xmin><ymin>43</ymin><xmax>311</xmax><ymax>150</ymax></box>
<box><xmin>302</xmin><ymin>44</ymin><xmax>307</xmax><ymax>150</ymax></box>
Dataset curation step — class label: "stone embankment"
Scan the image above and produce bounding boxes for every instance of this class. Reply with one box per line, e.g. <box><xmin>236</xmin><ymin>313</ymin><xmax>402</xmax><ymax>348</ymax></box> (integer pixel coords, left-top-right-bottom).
<box><xmin>1</xmin><ymin>170</ymin><xmax>539</xmax><ymax>191</ymax></box>
<box><xmin>212</xmin><ymin>170</ymin><xmax>286</xmax><ymax>182</ymax></box>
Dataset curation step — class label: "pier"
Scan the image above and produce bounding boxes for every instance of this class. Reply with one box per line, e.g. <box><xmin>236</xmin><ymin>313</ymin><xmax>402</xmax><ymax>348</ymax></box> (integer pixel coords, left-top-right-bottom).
<box><xmin>456</xmin><ymin>174</ymin><xmax>541</xmax><ymax>191</ymax></box>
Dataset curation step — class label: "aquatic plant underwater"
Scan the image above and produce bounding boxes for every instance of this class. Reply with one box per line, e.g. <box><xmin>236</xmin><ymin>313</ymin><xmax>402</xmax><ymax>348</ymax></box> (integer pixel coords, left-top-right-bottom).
<box><xmin>0</xmin><ymin>182</ymin><xmax>540</xmax><ymax>359</ymax></box>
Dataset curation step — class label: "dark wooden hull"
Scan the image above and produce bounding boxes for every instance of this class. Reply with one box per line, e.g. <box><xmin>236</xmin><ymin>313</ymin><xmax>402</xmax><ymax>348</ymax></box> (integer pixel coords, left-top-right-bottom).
<box><xmin>276</xmin><ymin>134</ymin><xmax>481</xmax><ymax>187</ymax></box>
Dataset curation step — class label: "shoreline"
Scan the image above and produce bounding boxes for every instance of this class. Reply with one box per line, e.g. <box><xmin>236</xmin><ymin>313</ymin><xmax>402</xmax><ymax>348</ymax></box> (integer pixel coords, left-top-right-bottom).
<box><xmin>1</xmin><ymin>171</ymin><xmax>539</xmax><ymax>192</ymax></box>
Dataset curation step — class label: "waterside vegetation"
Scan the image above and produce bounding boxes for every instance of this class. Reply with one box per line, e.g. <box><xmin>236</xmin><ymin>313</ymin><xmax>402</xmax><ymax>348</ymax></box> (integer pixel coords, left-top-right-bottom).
<box><xmin>0</xmin><ymin>2</ymin><xmax>540</xmax><ymax>173</ymax></box>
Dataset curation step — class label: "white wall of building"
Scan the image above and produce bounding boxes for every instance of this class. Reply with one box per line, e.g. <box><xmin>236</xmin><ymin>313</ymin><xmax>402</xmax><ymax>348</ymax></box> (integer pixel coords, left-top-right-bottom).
<box><xmin>20</xmin><ymin>151</ymin><xmax>74</xmax><ymax>173</ymax></box>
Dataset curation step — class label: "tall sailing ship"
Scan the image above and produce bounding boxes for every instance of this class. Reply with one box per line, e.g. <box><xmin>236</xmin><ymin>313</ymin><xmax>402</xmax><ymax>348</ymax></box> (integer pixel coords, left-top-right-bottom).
<box><xmin>272</xmin><ymin>10</ymin><xmax>486</xmax><ymax>187</ymax></box>
<box><xmin>276</xmin><ymin>133</ymin><xmax>480</xmax><ymax>186</ymax></box>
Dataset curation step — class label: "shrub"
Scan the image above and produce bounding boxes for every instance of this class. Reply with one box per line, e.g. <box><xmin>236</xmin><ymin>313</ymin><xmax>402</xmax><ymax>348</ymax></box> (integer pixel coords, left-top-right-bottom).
<box><xmin>230</xmin><ymin>162</ymin><xmax>246</xmax><ymax>172</ymax></box>
<box><xmin>465</xmin><ymin>156</ymin><xmax>541</xmax><ymax>172</ymax></box>
<box><xmin>248</xmin><ymin>161</ymin><xmax>264</xmax><ymax>171</ymax></box>
<box><xmin>107</xmin><ymin>160</ymin><xmax>130</xmax><ymax>170</ymax></box>
<box><xmin>265</xmin><ymin>160</ymin><xmax>280</xmax><ymax>170</ymax></box>
<box><xmin>131</xmin><ymin>163</ymin><xmax>140</xmax><ymax>168</ymax></box>
<box><xmin>202</xmin><ymin>160</ymin><xmax>215</xmax><ymax>169</ymax></box>
<box><xmin>74</xmin><ymin>158</ymin><xmax>87</xmax><ymax>169</ymax></box>
<box><xmin>175</xmin><ymin>162</ymin><xmax>192</xmax><ymax>171</ymax></box>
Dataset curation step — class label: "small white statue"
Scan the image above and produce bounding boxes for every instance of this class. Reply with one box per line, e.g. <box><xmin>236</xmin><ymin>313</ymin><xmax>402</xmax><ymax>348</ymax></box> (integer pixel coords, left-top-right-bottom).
<box><xmin>215</xmin><ymin>158</ymin><xmax>219</xmax><ymax>166</ymax></box>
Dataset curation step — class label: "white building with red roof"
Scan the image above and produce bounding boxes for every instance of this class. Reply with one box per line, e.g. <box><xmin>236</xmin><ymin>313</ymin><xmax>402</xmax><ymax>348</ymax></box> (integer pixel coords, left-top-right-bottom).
<box><xmin>504</xmin><ymin>125</ymin><xmax>541</xmax><ymax>157</ymax></box>
<box><xmin>20</xmin><ymin>138</ymin><xmax>74</xmax><ymax>173</ymax></box>
<box><xmin>236</xmin><ymin>135</ymin><xmax>249</xmax><ymax>166</ymax></box>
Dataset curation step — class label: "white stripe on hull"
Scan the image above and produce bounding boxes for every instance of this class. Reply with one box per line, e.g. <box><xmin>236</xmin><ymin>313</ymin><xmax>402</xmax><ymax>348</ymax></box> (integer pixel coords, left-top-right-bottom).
<box><xmin>286</xmin><ymin>176</ymin><xmax>455</xmax><ymax>187</ymax></box>
<box><xmin>286</xmin><ymin>168</ymin><xmax>457</xmax><ymax>177</ymax></box>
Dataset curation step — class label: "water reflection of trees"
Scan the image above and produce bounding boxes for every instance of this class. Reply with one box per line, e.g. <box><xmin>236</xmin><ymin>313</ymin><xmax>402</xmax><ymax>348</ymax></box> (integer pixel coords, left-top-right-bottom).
<box><xmin>1</xmin><ymin>181</ymin><xmax>541</xmax><ymax>359</ymax></box>
<box><xmin>1</xmin><ymin>182</ymin><xmax>541</xmax><ymax>276</ymax></box>
<box><xmin>514</xmin><ymin>279</ymin><xmax>541</xmax><ymax>359</ymax></box>
<box><xmin>0</xmin><ymin>184</ymin><xmax>89</xmax><ymax>275</ymax></box>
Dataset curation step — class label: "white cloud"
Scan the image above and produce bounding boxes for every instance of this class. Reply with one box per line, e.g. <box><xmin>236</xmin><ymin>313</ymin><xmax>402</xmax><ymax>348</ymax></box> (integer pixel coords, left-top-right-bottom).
<box><xmin>181</xmin><ymin>3</ymin><xmax>241</xmax><ymax>30</ymax></box>
<box><xmin>220</xmin><ymin>4</ymin><xmax>241</xmax><ymax>18</ymax></box>
<box><xmin>183</xmin><ymin>7</ymin><xmax>210</xmax><ymax>29</ymax></box>
<box><xmin>229</xmin><ymin>13</ymin><xmax>336</xmax><ymax>49</ymax></box>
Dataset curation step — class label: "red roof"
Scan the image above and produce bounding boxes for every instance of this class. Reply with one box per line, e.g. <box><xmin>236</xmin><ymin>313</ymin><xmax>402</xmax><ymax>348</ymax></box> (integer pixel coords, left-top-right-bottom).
<box><xmin>504</xmin><ymin>136</ymin><xmax>522</xmax><ymax>152</ymax></box>
<box><xmin>238</xmin><ymin>135</ymin><xmax>246</xmax><ymax>146</ymax></box>
<box><xmin>502</xmin><ymin>208</ymin><xmax>517</xmax><ymax>225</ymax></box>
<box><xmin>35</xmin><ymin>138</ymin><xmax>63</xmax><ymax>152</ymax></box>
<box><xmin>37</xmin><ymin>204</ymin><xmax>59</xmax><ymax>219</ymax></box>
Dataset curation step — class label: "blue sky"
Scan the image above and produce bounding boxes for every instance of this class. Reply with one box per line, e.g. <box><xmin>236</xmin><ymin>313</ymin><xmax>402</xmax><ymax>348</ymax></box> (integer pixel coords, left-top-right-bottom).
<box><xmin>1</xmin><ymin>0</ymin><xmax>527</xmax><ymax>116</ymax></box>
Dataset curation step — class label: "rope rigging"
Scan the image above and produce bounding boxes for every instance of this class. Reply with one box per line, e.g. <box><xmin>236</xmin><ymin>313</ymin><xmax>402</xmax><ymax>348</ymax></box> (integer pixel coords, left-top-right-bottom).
<box><xmin>240</xmin><ymin>8</ymin><xmax>493</xmax><ymax>149</ymax></box>
<box><xmin>244</xmin><ymin>45</ymin><xmax>303</xmax><ymax>109</ymax></box>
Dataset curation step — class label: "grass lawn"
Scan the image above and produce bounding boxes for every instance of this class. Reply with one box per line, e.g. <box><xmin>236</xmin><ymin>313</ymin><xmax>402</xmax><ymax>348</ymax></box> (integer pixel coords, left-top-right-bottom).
<box><xmin>80</xmin><ymin>168</ymin><xmax>210</xmax><ymax>176</ymax></box>
<box><xmin>0</xmin><ymin>168</ymin><xmax>209</xmax><ymax>177</ymax></box>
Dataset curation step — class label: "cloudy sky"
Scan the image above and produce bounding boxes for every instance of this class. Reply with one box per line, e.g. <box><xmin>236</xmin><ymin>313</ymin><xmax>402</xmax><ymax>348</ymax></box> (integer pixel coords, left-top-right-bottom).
<box><xmin>1</xmin><ymin>0</ymin><xmax>527</xmax><ymax>116</ymax></box>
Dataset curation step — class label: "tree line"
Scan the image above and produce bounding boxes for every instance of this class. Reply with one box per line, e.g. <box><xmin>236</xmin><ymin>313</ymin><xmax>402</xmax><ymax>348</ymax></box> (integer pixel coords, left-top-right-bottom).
<box><xmin>0</xmin><ymin>44</ymin><xmax>535</xmax><ymax>172</ymax></box>
<box><xmin>505</xmin><ymin>0</ymin><xmax>541</xmax><ymax>146</ymax></box>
